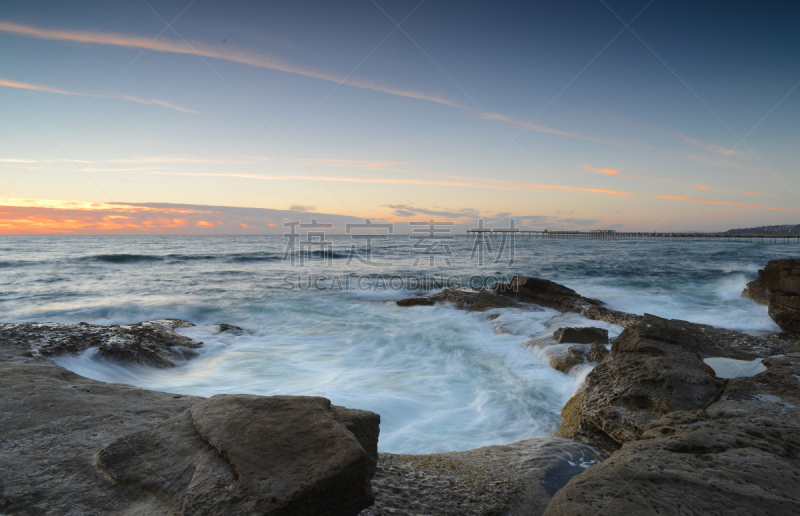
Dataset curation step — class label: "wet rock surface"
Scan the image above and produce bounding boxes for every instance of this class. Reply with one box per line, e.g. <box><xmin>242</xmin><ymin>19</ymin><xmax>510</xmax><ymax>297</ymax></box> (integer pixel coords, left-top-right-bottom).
<box><xmin>359</xmin><ymin>438</ymin><xmax>604</xmax><ymax>516</ymax></box>
<box><xmin>553</xmin><ymin>326</ymin><xmax>609</xmax><ymax>344</ymax></box>
<box><xmin>0</xmin><ymin>319</ymin><xmax>202</xmax><ymax>367</ymax></box>
<box><xmin>0</xmin><ymin>331</ymin><xmax>380</xmax><ymax>516</ymax></box>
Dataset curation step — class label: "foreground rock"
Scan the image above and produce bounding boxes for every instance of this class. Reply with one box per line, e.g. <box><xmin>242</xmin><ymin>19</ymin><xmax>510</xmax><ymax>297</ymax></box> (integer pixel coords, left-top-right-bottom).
<box><xmin>397</xmin><ymin>276</ymin><xmax>641</xmax><ymax>328</ymax></box>
<box><xmin>0</xmin><ymin>319</ymin><xmax>202</xmax><ymax>367</ymax></box>
<box><xmin>545</xmin><ymin>355</ymin><xmax>800</xmax><ymax>516</ymax></box>
<box><xmin>763</xmin><ymin>258</ymin><xmax>800</xmax><ymax>335</ymax></box>
<box><xmin>0</xmin><ymin>328</ymin><xmax>380</xmax><ymax>515</ymax></box>
<box><xmin>360</xmin><ymin>438</ymin><xmax>604</xmax><ymax>516</ymax></box>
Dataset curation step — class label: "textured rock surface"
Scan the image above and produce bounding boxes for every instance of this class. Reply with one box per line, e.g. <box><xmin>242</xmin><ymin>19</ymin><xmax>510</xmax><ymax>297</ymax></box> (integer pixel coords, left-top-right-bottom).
<box><xmin>544</xmin><ymin>355</ymin><xmax>800</xmax><ymax>516</ymax></box>
<box><xmin>586</xmin><ymin>342</ymin><xmax>609</xmax><ymax>363</ymax></box>
<box><xmin>0</xmin><ymin>331</ymin><xmax>380</xmax><ymax>516</ymax></box>
<box><xmin>742</xmin><ymin>268</ymin><xmax>771</xmax><ymax>304</ymax></box>
<box><xmin>763</xmin><ymin>258</ymin><xmax>800</xmax><ymax>335</ymax></box>
<box><xmin>0</xmin><ymin>319</ymin><xmax>202</xmax><ymax>367</ymax></box>
<box><xmin>360</xmin><ymin>438</ymin><xmax>604</xmax><ymax>516</ymax></box>
<box><xmin>553</xmin><ymin>326</ymin><xmax>609</xmax><ymax>344</ymax></box>
<box><xmin>547</xmin><ymin>345</ymin><xmax>590</xmax><ymax>373</ymax></box>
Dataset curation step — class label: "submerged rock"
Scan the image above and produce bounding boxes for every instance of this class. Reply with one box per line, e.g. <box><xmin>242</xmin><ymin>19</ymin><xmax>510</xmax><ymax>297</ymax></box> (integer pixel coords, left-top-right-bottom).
<box><xmin>553</xmin><ymin>326</ymin><xmax>609</xmax><ymax>344</ymax></box>
<box><xmin>0</xmin><ymin>319</ymin><xmax>202</xmax><ymax>367</ymax></box>
<box><xmin>214</xmin><ymin>323</ymin><xmax>244</xmax><ymax>334</ymax></box>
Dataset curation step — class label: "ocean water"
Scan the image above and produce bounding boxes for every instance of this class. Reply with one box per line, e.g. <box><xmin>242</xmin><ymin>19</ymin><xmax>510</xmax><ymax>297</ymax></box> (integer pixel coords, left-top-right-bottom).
<box><xmin>0</xmin><ymin>235</ymin><xmax>794</xmax><ymax>453</ymax></box>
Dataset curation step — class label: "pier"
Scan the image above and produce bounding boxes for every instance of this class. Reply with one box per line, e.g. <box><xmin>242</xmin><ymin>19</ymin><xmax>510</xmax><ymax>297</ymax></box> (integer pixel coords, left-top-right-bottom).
<box><xmin>465</xmin><ymin>229</ymin><xmax>800</xmax><ymax>243</ymax></box>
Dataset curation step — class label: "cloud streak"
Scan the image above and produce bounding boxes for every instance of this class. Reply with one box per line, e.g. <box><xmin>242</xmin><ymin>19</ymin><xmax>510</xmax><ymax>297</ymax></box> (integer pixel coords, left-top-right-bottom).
<box><xmin>0</xmin><ymin>77</ymin><xmax>196</xmax><ymax>113</ymax></box>
<box><xmin>676</xmin><ymin>134</ymin><xmax>746</xmax><ymax>157</ymax></box>
<box><xmin>0</xmin><ymin>21</ymin><xmax>609</xmax><ymax>143</ymax></box>
<box><xmin>580</xmin><ymin>165</ymin><xmax>619</xmax><ymax>175</ymax></box>
<box><xmin>657</xmin><ymin>195</ymin><xmax>799</xmax><ymax>212</ymax></box>
<box><xmin>150</xmin><ymin>170</ymin><xmax>636</xmax><ymax>197</ymax></box>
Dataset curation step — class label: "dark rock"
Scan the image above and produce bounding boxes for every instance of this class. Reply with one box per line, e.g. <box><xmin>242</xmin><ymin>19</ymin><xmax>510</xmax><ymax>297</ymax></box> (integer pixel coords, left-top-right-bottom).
<box><xmin>0</xmin><ymin>319</ymin><xmax>202</xmax><ymax>367</ymax></box>
<box><xmin>762</xmin><ymin>258</ymin><xmax>800</xmax><ymax>335</ymax></box>
<box><xmin>544</xmin><ymin>355</ymin><xmax>800</xmax><ymax>516</ymax></box>
<box><xmin>397</xmin><ymin>287</ymin><xmax>521</xmax><ymax>311</ymax></box>
<box><xmin>0</xmin><ymin>334</ymin><xmax>381</xmax><ymax>516</ymax></box>
<box><xmin>553</xmin><ymin>327</ymin><xmax>608</xmax><ymax>344</ymax></box>
<box><xmin>586</xmin><ymin>342</ymin><xmax>609</xmax><ymax>363</ymax></box>
<box><xmin>742</xmin><ymin>268</ymin><xmax>771</xmax><ymax>305</ymax></box>
<box><xmin>214</xmin><ymin>323</ymin><xmax>244</xmax><ymax>334</ymax></box>
<box><xmin>397</xmin><ymin>277</ymin><xmax>641</xmax><ymax>328</ymax></box>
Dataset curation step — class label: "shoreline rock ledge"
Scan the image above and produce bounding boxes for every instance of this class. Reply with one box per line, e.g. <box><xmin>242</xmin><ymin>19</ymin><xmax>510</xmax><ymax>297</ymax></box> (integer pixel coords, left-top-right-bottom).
<box><xmin>0</xmin><ymin>327</ymin><xmax>380</xmax><ymax>515</ymax></box>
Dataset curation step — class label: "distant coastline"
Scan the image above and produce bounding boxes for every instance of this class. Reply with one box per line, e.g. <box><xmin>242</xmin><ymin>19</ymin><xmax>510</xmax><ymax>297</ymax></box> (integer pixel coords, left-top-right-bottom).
<box><xmin>726</xmin><ymin>224</ymin><xmax>800</xmax><ymax>234</ymax></box>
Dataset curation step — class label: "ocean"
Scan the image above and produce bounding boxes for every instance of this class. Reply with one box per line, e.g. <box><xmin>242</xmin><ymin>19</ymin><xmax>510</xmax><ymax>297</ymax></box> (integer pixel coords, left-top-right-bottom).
<box><xmin>0</xmin><ymin>234</ymin><xmax>794</xmax><ymax>453</ymax></box>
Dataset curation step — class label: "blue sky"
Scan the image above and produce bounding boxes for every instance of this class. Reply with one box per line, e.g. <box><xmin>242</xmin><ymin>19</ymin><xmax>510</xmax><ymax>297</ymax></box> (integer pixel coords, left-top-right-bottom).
<box><xmin>1</xmin><ymin>0</ymin><xmax>798</xmax><ymax>234</ymax></box>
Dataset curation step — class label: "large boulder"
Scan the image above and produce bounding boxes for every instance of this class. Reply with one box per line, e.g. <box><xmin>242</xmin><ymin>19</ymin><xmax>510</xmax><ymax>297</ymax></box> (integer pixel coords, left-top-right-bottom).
<box><xmin>557</xmin><ymin>315</ymin><xmax>727</xmax><ymax>449</ymax></box>
<box><xmin>762</xmin><ymin>258</ymin><xmax>800</xmax><ymax>335</ymax></box>
<box><xmin>98</xmin><ymin>395</ymin><xmax>380</xmax><ymax>516</ymax></box>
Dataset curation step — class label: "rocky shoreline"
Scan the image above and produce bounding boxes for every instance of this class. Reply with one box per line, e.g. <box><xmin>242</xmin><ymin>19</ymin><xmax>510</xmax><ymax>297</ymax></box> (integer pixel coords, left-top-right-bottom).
<box><xmin>2</xmin><ymin>261</ymin><xmax>800</xmax><ymax>515</ymax></box>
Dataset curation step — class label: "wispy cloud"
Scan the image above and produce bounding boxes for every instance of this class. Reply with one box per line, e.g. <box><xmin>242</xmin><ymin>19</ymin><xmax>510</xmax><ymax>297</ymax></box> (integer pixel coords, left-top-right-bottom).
<box><xmin>657</xmin><ymin>195</ymin><xmax>799</xmax><ymax>212</ymax></box>
<box><xmin>150</xmin><ymin>170</ymin><xmax>636</xmax><ymax>197</ymax></box>
<box><xmin>580</xmin><ymin>165</ymin><xmax>619</xmax><ymax>176</ymax></box>
<box><xmin>385</xmin><ymin>204</ymin><xmax>479</xmax><ymax>219</ymax></box>
<box><xmin>676</xmin><ymin>133</ymin><xmax>747</xmax><ymax>157</ymax></box>
<box><xmin>0</xmin><ymin>77</ymin><xmax>196</xmax><ymax>113</ymax></box>
<box><xmin>108</xmin><ymin>155</ymin><xmax>272</xmax><ymax>164</ymax></box>
<box><xmin>0</xmin><ymin>21</ymin><xmax>609</xmax><ymax>144</ymax></box>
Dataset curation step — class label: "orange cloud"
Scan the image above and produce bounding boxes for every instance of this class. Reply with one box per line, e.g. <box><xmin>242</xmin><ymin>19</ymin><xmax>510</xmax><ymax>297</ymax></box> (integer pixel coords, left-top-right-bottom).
<box><xmin>580</xmin><ymin>165</ymin><xmax>619</xmax><ymax>176</ymax></box>
<box><xmin>0</xmin><ymin>21</ymin><xmax>608</xmax><ymax>144</ymax></box>
<box><xmin>0</xmin><ymin>78</ymin><xmax>196</xmax><ymax>113</ymax></box>
<box><xmin>657</xmin><ymin>195</ymin><xmax>799</xmax><ymax>212</ymax></box>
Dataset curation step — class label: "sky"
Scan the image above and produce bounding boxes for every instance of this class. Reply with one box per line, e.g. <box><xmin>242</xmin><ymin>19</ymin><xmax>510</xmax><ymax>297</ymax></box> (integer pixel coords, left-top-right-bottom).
<box><xmin>1</xmin><ymin>0</ymin><xmax>799</xmax><ymax>234</ymax></box>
